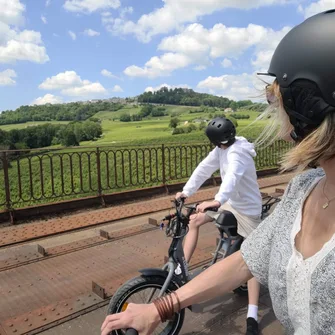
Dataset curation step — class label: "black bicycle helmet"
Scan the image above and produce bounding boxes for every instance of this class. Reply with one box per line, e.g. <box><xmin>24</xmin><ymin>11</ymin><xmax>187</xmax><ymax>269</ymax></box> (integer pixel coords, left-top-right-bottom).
<box><xmin>258</xmin><ymin>9</ymin><xmax>335</xmax><ymax>141</ymax></box>
<box><xmin>205</xmin><ymin>117</ymin><xmax>236</xmax><ymax>146</ymax></box>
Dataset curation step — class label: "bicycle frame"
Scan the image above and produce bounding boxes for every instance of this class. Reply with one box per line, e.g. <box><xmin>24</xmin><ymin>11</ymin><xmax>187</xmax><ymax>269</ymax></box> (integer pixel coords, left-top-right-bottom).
<box><xmin>144</xmin><ymin>194</ymin><xmax>281</xmax><ymax>301</ymax></box>
<box><xmin>159</xmin><ymin>199</ymin><xmax>193</xmax><ymax>295</ymax></box>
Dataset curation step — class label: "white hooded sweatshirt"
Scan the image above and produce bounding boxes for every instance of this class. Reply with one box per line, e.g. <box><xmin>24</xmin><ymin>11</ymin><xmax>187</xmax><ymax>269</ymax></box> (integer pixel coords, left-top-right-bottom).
<box><xmin>182</xmin><ymin>136</ymin><xmax>262</xmax><ymax>217</ymax></box>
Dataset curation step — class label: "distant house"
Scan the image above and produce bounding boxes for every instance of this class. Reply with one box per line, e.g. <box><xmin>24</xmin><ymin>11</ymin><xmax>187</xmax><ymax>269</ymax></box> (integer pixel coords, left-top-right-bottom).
<box><xmin>108</xmin><ymin>98</ymin><xmax>127</xmax><ymax>104</ymax></box>
<box><xmin>193</xmin><ymin>118</ymin><xmax>208</xmax><ymax>123</ymax></box>
<box><xmin>224</xmin><ymin>108</ymin><xmax>234</xmax><ymax>113</ymax></box>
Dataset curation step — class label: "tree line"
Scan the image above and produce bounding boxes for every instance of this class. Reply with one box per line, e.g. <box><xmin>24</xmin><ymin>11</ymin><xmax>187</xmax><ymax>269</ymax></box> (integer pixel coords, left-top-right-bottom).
<box><xmin>0</xmin><ymin>101</ymin><xmax>123</xmax><ymax>125</ymax></box>
<box><xmin>120</xmin><ymin>105</ymin><xmax>166</xmax><ymax>122</ymax></box>
<box><xmin>0</xmin><ymin>120</ymin><xmax>102</xmax><ymax>150</ymax></box>
<box><xmin>138</xmin><ymin>87</ymin><xmax>266</xmax><ymax>110</ymax></box>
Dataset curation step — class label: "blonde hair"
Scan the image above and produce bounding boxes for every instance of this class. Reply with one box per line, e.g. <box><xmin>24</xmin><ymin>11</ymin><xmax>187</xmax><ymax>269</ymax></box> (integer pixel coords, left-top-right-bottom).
<box><xmin>255</xmin><ymin>80</ymin><xmax>335</xmax><ymax>172</ymax></box>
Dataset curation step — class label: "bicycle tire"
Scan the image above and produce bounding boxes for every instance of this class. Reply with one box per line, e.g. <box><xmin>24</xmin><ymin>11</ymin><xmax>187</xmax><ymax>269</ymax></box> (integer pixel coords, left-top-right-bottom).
<box><xmin>107</xmin><ymin>275</ymin><xmax>185</xmax><ymax>335</ymax></box>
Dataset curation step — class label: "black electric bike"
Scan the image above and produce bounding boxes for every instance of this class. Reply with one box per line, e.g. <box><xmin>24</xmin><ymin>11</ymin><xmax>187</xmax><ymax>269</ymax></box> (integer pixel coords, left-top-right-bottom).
<box><xmin>108</xmin><ymin>195</ymin><xmax>280</xmax><ymax>335</ymax></box>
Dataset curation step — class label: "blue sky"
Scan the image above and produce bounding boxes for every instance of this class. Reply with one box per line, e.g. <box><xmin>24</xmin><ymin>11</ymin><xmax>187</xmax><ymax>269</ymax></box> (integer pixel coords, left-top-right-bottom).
<box><xmin>0</xmin><ymin>0</ymin><xmax>334</xmax><ymax>111</ymax></box>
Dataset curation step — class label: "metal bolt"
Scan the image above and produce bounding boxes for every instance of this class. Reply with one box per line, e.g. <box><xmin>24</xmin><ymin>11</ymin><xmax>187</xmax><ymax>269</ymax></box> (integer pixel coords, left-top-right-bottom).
<box><xmin>332</xmin><ymin>92</ymin><xmax>335</xmax><ymax>100</ymax></box>
<box><xmin>283</xmin><ymin>73</ymin><xmax>288</xmax><ymax>81</ymax></box>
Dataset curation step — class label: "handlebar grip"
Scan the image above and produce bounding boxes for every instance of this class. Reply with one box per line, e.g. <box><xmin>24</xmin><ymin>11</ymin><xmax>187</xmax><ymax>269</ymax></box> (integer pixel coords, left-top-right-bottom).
<box><xmin>125</xmin><ymin>329</ymin><xmax>138</xmax><ymax>335</ymax></box>
<box><xmin>204</xmin><ymin>207</ymin><xmax>218</xmax><ymax>212</ymax></box>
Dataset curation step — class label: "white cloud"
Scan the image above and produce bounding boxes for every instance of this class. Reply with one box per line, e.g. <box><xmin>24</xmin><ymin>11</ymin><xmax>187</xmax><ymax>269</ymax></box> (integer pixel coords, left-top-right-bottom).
<box><xmin>124</xmin><ymin>53</ymin><xmax>192</xmax><ymax>78</ymax></box>
<box><xmin>120</xmin><ymin>6</ymin><xmax>133</xmax><ymax>18</ymax></box>
<box><xmin>222</xmin><ymin>58</ymin><xmax>233</xmax><ymax>68</ymax></box>
<box><xmin>299</xmin><ymin>0</ymin><xmax>335</xmax><ymax>18</ymax></box>
<box><xmin>112</xmin><ymin>84</ymin><xmax>123</xmax><ymax>92</ymax></box>
<box><xmin>101</xmin><ymin>11</ymin><xmax>112</xmax><ymax>17</ymax></box>
<box><xmin>251</xmin><ymin>26</ymin><xmax>291</xmax><ymax>71</ymax></box>
<box><xmin>31</xmin><ymin>94</ymin><xmax>63</xmax><ymax>105</ymax></box>
<box><xmin>0</xmin><ymin>69</ymin><xmax>17</xmax><ymax>86</ymax></box>
<box><xmin>41</xmin><ymin>15</ymin><xmax>47</xmax><ymax>24</ymax></box>
<box><xmin>46</xmin><ymin>0</ymin><xmax>51</xmax><ymax>7</ymax></box>
<box><xmin>101</xmin><ymin>69</ymin><xmax>120</xmax><ymax>79</ymax></box>
<box><xmin>0</xmin><ymin>0</ymin><xmax>25</xmax><ymax>25</ymax></box>
<box><xmin>64</xmin><ymin>0</ymin><xmax>121</xmax><ymax>14</ymax></box>
<box><xmin>197</xmin><ymin>73</ymin><xmax>264</xmax><ymax>101</ymax></box>
<box><xmin>68</xmin><ymin>30</ymin><xmax>76</xmax><ymax>40</ymax></box>
<box><xmin>62</xmin><ymin>82</ymin><xmax>106</xmax><ymax>96</ymax></box>
<box><xmin>39</xmin><ymin>70</ymin><xmax>107</xmax><ymax>97</ymax></box>
<box><xmin>39</xmin><ymin>71</ymin><xmax>82</xmax><ymax>90</ymax></box>
<box><xmin>159</xmin><ymin>23</ymin><xmax>272</xmax><ymax>59</ymax></box>
<box><xmin>124</xmin><ymin>23</ymin><xmax>290</xmax><ymax>78</ymax></box>
<box><xmin>194</xmin><ymin>65</ymin><xmax>207</xmax><ymax>71</ymax></box>
<box><xmin>0</xmin><ymin>1</ymin><xmax>49</xmax><ymax>65</ymax></box>
<box><xmin>104</xmin><ymin>0</ymin><xmax>291</xmax><ymax>43</ymax></box>
<box><xmin>83</xmin><ymin>28</ymin><xmax>100</xmax><ymax>37</ymax></box>
<box><xmin>145</xmin><ymin>83</ymin><xmax>191</xmax><ymax>92</ymax></box>
<box><xmin>0</xmin><ymin>22</ymin><xmax>49</xmax><ymax>63</ymax></box>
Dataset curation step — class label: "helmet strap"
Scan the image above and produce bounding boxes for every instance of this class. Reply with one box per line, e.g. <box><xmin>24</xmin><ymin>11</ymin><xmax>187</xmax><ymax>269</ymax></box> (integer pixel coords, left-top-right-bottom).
<box><xmin>280</xmin><ymin>84</ymin><xmax>334</xmax><ymax>142</ymax></box>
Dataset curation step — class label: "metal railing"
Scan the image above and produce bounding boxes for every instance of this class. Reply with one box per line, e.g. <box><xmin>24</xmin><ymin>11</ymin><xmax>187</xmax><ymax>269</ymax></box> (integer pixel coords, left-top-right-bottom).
<box><xmin>0</xmin><ymin>141</ymin><xmax>293</xmax><ymax>211</ymax></box>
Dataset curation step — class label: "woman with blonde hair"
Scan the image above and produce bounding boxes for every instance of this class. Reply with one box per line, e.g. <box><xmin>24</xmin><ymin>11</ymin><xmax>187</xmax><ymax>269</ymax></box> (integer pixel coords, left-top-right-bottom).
<box><xmin>101</xmin><ymin>10</ymin><xmax>335</xmax><ymax>335</ymax></box>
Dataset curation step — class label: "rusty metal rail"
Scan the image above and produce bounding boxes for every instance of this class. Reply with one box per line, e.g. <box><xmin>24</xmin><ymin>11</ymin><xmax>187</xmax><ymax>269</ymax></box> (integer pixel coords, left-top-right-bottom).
<box><xmin>0</xmin><ymin>173</ymin><xmax>290</xmax><ymax>334</ymax></box>
<box><xmin>0</xmin><ymin>173</ymin><xmax>292</xmax><ymax>249</ymax></box>
<box><xmin>0</xmin><ymin>188</ymin><xmax>219</xmax><ymax>249</ymax></box>
<box><xmin>0</xmin><ymin>228</ymin><xmax>217</xmax><ymax>335</ymax></box>
<box><xmin>0</xmin><ymin>175</ymin><xmax>290</xmax><ymax>279</ymax></box>
<box><xmin>0</xmin><ymin>223</ymin><xmax>159</xmax><ymax>272</ymax></box>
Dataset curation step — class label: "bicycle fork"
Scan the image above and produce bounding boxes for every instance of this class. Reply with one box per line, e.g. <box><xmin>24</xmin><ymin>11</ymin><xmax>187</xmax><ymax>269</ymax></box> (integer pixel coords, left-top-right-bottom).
<box><xmin>145</xmin><ymin>260</ymin><xmax>177</xmax><ymax>303</ymax></box>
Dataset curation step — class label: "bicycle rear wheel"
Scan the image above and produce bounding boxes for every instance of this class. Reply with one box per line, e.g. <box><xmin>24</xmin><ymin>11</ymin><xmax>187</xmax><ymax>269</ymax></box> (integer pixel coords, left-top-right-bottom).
<box><xmin>107</xmin><ymin>275</ymin><xmax>185</xmax><ymax>335</ymax></box>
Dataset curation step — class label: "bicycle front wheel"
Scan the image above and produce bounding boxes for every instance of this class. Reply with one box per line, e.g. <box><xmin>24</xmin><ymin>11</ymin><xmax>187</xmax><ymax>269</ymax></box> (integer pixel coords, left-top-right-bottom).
<box><xmin>107</xmin><ymin>275</ymin><xmax>185</xmax><ymax>335</ymax></box>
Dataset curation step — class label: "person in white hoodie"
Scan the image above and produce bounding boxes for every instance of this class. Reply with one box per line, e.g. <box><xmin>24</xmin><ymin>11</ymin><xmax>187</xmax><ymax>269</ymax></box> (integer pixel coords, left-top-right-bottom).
<box><xmin>175</xmin><ymin>117</ymin><xmax>262</xmax><ymax>335</ymax></box>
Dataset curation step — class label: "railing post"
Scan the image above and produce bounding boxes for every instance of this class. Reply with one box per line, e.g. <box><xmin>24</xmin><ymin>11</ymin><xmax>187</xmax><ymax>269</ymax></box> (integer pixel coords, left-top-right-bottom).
<box><xmin>161</xmin><ymin>144</ymin><xmax>168</xmax><ymax>194</ymax></box>
<box><xmin>2</xmin><ymin>152</ymin><xmax>14</xmax><ymax>224</ymax></box>
<box><xmin>96</xmin><ymin>147</ymin><xmax>105</xmax><ymax>207</ymax></box>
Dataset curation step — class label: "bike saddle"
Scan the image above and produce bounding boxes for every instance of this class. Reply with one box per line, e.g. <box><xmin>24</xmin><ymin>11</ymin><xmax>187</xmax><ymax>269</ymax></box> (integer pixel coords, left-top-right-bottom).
<box><xmin>215</xmin><ymin>210</ymin><xmax>238</xmax><ymax>236</ymax></box>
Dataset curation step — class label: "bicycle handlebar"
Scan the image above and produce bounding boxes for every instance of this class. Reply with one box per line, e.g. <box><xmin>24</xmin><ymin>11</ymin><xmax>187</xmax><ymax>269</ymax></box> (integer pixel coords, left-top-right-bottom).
<box><xmin>125</xmin><ymin>329</ymin><xmax>138</xmax><ymax>335</ymax></box>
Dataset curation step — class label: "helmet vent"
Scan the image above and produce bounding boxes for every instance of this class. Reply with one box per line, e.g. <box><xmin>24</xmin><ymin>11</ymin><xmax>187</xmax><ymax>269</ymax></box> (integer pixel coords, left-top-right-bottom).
<box><xmin>325</xmin><ymin>9</ymin><xmax>335</xmax><ymax>14</ymax></box>
<box><xmin>212</xmin><ymin>122</ymin><xmax>216</xmax><ymax>125</ymax></box>
<box><xmin>217</xmin><ymin>124</ymin><xmax>222</xmax><ymax>128</ymax></box>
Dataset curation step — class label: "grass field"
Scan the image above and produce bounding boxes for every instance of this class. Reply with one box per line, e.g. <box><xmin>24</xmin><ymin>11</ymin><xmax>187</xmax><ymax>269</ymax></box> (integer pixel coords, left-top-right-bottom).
<box><xmin>84</xmin><ymin>105</ymin><xmax>267</xmax><ymax>146</ymax></box>
<box><xmin>0</xmin><ymin>105</ymin><xmax>268</xmax><ymax>146</ymax></box>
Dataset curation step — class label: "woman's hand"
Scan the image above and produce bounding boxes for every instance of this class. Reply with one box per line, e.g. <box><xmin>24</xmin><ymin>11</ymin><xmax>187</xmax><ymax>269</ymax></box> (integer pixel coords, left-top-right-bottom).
<box><xmin>101</xmin><ymin>303</ymin><xmax>160</xmax><ymax>335</ymax></box>
<box><xmin>197</xmin><ymin>200</ymin><xmax>221</xmax><ymax>213</ymax></box>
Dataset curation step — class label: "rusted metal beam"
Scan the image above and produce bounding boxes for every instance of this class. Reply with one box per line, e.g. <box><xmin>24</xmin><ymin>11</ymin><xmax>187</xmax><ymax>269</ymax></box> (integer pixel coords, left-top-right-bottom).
<box><xmin>148</xmin><ymin>218</ymin><xmax>158</xmax><ymax>226</ymax></box>
<box><xmin>99</xmin><ymin>230</ymin><xmax>110</xmax><ymax>240</ymax></box>
<box><xmin>37</xmin><ymin>245</ymin><xmax>47</xmax><ymax>257</ymax></box>
<box><xmin>92</xmin><ymin>282</ymin><xmax>106</xmax><ymax>299</ymax></box>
